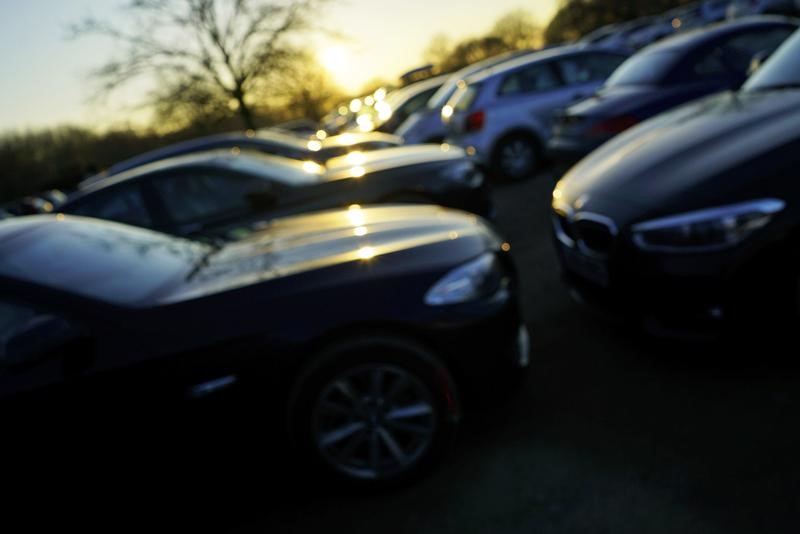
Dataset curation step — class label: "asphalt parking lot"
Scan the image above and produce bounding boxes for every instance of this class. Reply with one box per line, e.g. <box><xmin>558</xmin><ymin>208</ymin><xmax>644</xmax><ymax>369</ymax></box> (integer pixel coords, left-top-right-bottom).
<box><xmin>50</xmin><ymin>171</ymin><xmax>798</xmax><ymax>533</ymax></box>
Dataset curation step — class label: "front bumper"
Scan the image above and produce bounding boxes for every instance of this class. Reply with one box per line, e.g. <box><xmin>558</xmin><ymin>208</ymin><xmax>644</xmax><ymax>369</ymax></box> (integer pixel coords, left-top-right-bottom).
<box><xmin>424</xmin><ymin>289</ymin><xmax>530</xmax><ymax>400</ymax></box>
<box><xmin>553</xmin><ymin>232</ymin><xmax>737</xmax><ymax>338</ymax></box>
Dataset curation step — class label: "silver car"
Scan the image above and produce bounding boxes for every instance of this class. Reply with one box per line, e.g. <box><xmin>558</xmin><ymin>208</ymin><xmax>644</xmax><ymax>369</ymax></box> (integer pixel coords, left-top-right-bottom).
<box><xmin>395</xmin><ymin>49</ymin><xmax>536</xmax><ymax>145</ymax></box>
<box><xmin>443</xmin><ymin>46</ymin><xmax>628</xmax><ymax>180</ymax></box>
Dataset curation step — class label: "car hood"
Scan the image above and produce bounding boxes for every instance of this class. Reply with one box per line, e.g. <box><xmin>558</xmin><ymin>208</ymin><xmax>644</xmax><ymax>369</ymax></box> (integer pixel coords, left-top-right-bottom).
<box><xmin>323</xmin><ymin>144</ymin><xmax>467</xmax><ymax>180</ymax></box>
<box><xmin>555</xmin><ymin>89</ymin><xmax>800</xmax><ymax>224</ymax></box>
<box><xmin>161</xmin><ymin>204</ymin><xmax>497</xmax><ymax>303</ymax></box>
<box><xmin>567</xmin><ymin>84</ymin><xmax>692</xmax><ymax>118</ymax></box>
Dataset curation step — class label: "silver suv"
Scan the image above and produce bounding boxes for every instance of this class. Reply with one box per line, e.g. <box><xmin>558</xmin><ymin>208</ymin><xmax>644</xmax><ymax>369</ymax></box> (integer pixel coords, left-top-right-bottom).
<box><xmin>443</xmin><ymin>46</ymin><xmax>629</xmax><ymax>180</ymax></box>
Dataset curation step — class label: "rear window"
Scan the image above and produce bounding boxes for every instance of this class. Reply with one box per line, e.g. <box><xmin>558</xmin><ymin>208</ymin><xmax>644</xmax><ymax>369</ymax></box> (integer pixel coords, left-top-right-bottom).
<box><xmin>556</xmin><ymin>53</ymin><xmax>628</xmax><ymax>85</ymax></box>
<box><xmin>498</xmin><ymin>63</ymin><xmax>561</xmax><ymax>96</ymax></box>
<box><xmin>428</xmin><ymin>82</ymin><xmax>459</xmax><ymax>110</ymax></box>
<box><xmin>605</xmin><ymin>51</ymin><xmax>680</xmax><ymax>86</ymax></box>
<box><xmin>451</xmin><ymin>83</ymin><xmax>483</xmax><ymax>112</ymax></box>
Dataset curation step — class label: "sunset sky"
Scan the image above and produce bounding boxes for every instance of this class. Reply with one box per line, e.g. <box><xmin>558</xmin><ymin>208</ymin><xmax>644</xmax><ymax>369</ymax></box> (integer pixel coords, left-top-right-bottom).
<box><xmin>0</xmin><ymin>0</ymin><xmax>557</xmax><ymax>132</ymax></box>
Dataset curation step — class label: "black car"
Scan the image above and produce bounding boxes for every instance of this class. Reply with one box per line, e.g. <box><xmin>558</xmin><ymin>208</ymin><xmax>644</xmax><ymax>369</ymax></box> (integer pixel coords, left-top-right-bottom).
<box><xmin>92</xmin><ymin>129</ymin><xmax>403</xmax><ymax>180</ymax></box>
<box><xmin>548</xmin><ymin>17</ymin><xmax>798</xmax><ymax>167</ymax></box>
<box><xmin>550</xmin><ymin>28</ymin><xmax>800</xmax><ymax>338</ymax></box>
<box><xmin>0</xmin><ymin>208</ymin><xmax>529</xmax><ymax>484</ymax></box>
<box><xmin>58</xmin><ymin>145</ymin><xmax>491</xmax><ymax>240</ymax></box>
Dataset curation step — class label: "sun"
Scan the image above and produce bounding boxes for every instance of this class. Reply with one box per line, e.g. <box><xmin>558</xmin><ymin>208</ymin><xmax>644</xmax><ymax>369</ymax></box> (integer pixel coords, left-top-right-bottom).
<box><xmin>319</xmin><ymin>45</ymin><xmax>349</xmax><ymax>74</ymax></box>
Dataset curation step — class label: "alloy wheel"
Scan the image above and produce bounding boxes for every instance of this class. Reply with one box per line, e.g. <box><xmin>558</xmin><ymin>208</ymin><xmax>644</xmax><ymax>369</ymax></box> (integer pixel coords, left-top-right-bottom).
<box><xmin>311</xmin><ymin>364</ymin><xmax>437</xmax><ymax>481</ymax></box>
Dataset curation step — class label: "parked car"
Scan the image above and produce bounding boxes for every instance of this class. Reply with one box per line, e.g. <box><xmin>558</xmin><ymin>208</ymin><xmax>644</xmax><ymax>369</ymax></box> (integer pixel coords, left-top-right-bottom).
<box><xmin>548</xmin><ymin>17</ymin><xmax>797</xmax><ymax>167</ymax></box>
<box><xmin>58</xmin><ymin>145</ymin><xmax>491</xmax><ymax>240</ymax></box>
<box><xmin>356</xmin><ymin>76</ymin><xmax>447</xmax><ymax>135</ymax></box>
<box><xmin>442</xmin><ymin>46</ymin><xmax>629</xmax><ymax>180</ymax></box>
<box><xmin>550</xmin><ymin>27</ymin><xmax>800</xmax><ymax>337</ymax></box>
<box><xmin>0</xmin><ymin>208</ymin><xmax>529</xmax><ymax>484</ymax></box>
<box><xmin>395</xmin><ymin>50</ymin><xmax>535</xmax><ymax>145</ymax></box>
<box><xmin>91</xmin><ymin>129</ymin><xmax>403</xmax><ymax>182</ymax></box>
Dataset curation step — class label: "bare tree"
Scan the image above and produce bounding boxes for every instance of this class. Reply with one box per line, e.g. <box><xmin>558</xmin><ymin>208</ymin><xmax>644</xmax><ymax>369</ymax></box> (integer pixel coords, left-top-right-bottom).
<box><xmin>71</xmin><ymin>0</ymin><xmax>327</xmax><ymax>130</ymax></box>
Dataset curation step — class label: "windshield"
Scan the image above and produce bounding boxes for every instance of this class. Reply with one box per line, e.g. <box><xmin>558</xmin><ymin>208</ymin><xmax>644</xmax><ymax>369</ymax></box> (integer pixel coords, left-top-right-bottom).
<box><xmin>0</xmin><ymin>218</ymin><xmax>209</xmax><ymax>306</ymax></box>
<box><xmin>744</xmin><ymin>29</ymin><xmax>800</xmax><ymax>92</ymax></box>
<box><xmin>605</xmin><ymin>51</ymin><xmax>680</xmax><ymax>87</ymax></box>
<box><xmin>449</xmin><ymin>83</ymin><xmax>483</xmax><ymax>113</ymax></box>
<box><xmin>427</xmin><ymin>81</ymin><xmax>460</xmax><ymax>110</ymax></box>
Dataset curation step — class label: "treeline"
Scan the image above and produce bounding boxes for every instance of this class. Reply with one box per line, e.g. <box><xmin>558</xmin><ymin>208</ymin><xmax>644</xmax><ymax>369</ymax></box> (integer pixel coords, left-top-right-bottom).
<box><xmin>0</xmin><ymin>65</ymin><xmax>342</xmax><ymax>203</ymax></box>
<box><xmin>545</xmin><ymin>0</ymin><xmax>698</xmax><ymax>43</ymax></box>
<box><xmin>423</xmin><ymin>9</ymin><xmax>545</xmax><ymax>75</ymax></box>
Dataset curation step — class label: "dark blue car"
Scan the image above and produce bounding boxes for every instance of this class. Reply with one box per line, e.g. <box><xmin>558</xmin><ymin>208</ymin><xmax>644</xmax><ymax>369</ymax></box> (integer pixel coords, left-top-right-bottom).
<box><xmin>548</xmin><ymin>17</ymin><xmax>798</xmax><ymax>166</ymax></box>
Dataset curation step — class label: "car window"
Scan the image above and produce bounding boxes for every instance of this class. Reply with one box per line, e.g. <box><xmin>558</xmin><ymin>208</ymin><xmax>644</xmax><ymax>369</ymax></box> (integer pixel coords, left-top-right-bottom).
<box><xmin>693</xmin><ymin>47</ymin><xmax>731</xmax><ymax>76</ymax></box>
<box><xmin>606</xmin><ymin>51</ymin><xmax>680</xmax><ymax>86</ymax></box>
<box><xmin>745</xmin><ymin>28</ymin><xmax>800</xmax><ymax>91</ymax></box>
<box><xmin>499</xmin><ymin>63</ymin><xmax>561</xmax><ymax>96</ymax></box>
<box><xmin>451</xmin><ymin>83</ymin><xmax>483</xmax><ymax>112</ymax></box>
<box><xmin>720</xmin><ymin>28</ymin><xmax>796</xmax><ymax>73</ymax></box>
<box><xmin>402</xmin><ymin>89</ymin><xmax>438</xmax><ymax>116</ymax></box>
<box><xmin>153</xmin><ymin>173</ymin><xmax>273</xmax><ymax>225</ymax></box>
<box><xmin>67</xmin><ymin>183</ymin><xmax>152</xmax><ymax>227</ymax></box>
<box><xmin>556</xmin><ymin>54</ymin><xmax>627</xmax><ymax>85</ymax></box>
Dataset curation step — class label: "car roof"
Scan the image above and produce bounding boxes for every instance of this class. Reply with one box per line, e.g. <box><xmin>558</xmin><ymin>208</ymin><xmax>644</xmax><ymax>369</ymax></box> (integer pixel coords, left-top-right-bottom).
<box><xmin>104</xmin><ymin>129</ymin><xmax>308</xmax><ymax>177</ymax></box>
<box><xmin>465</xmin><ymin>45</ymin><xmax>628</xmax><ymax>84</ymax></box>
<box><xmin>640</xmin><ymin>16</ymin><xmax>798</xmax><ymax>53</ymax></box>
<box><xmin>74</xmin><ymin>150</ymin><xmax>324</xmax><ymax>198</ymax></box>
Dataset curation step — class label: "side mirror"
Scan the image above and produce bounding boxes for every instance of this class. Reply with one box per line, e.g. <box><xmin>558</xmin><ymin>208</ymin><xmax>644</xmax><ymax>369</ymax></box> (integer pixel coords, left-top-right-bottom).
<box><xmin>748</xmin><ymin>50</ymin><xmax>771</xmax><ymax>77</ymax></box>
<box><xmin>3</xmin><ymin>315</ymin><xmax>78</xmax><ymax>369</ymax></box>
<box><xmin>246</xmin><ymin>190</ymin><xmax>278</xmax><ymax>212</ymax></box>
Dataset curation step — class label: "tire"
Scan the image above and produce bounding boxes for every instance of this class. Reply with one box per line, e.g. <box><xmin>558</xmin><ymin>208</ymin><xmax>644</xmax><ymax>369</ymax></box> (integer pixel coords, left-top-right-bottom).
<box><xmin>492</xmin><ymin>133</ymin><xmax>542</xmax><ymax>182</ymax></box>
<box><xmin>288</xmin><ymin>336</ymin><xmax>460</xmax><ymax>488</ymax></box>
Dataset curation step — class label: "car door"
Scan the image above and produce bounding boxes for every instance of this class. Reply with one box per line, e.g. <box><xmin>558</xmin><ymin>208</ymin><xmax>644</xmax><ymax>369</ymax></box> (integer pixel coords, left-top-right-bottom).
<box><xmin>493</xmin><ymin>61</ymin><xmax>568</xmax><ymax>136</ymax></box>
<box><xmin>147</xmin><ymin>169</ymin><xmax>280</xmax><ymax>238</ymax></box>
<box><xmin>0</xmin><ymin>297</ymin><xmax>95</xmax><ymax>403</ymax></box>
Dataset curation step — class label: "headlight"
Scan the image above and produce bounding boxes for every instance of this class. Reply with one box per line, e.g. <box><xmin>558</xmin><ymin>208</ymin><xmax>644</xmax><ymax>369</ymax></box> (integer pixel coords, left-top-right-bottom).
<box><xmin>440</xmin><ymin>161</ymin><xmax>484</xmax><ymax>188</ymax></box>
<box><xmin>424</xmin><ymin>252</ymin><xmax>505</xmax><ymax>306</ymax></box>
<box><xmin>631</xmin><ymin>199</ymin><xmax>785</xmax><ymax>252</ymax></box>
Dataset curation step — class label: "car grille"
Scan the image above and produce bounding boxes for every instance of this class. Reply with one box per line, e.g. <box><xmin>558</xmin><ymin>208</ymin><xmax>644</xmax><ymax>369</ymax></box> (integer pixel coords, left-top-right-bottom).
<box><xmin>574</xmin><ymin>219</ymin><xmax>614</xmax><ymax>254</ymax></box>
<box><xmin>555</xmin><ymin>212</ymin><xmax>616</xmax><ymax>256</ymax></box>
